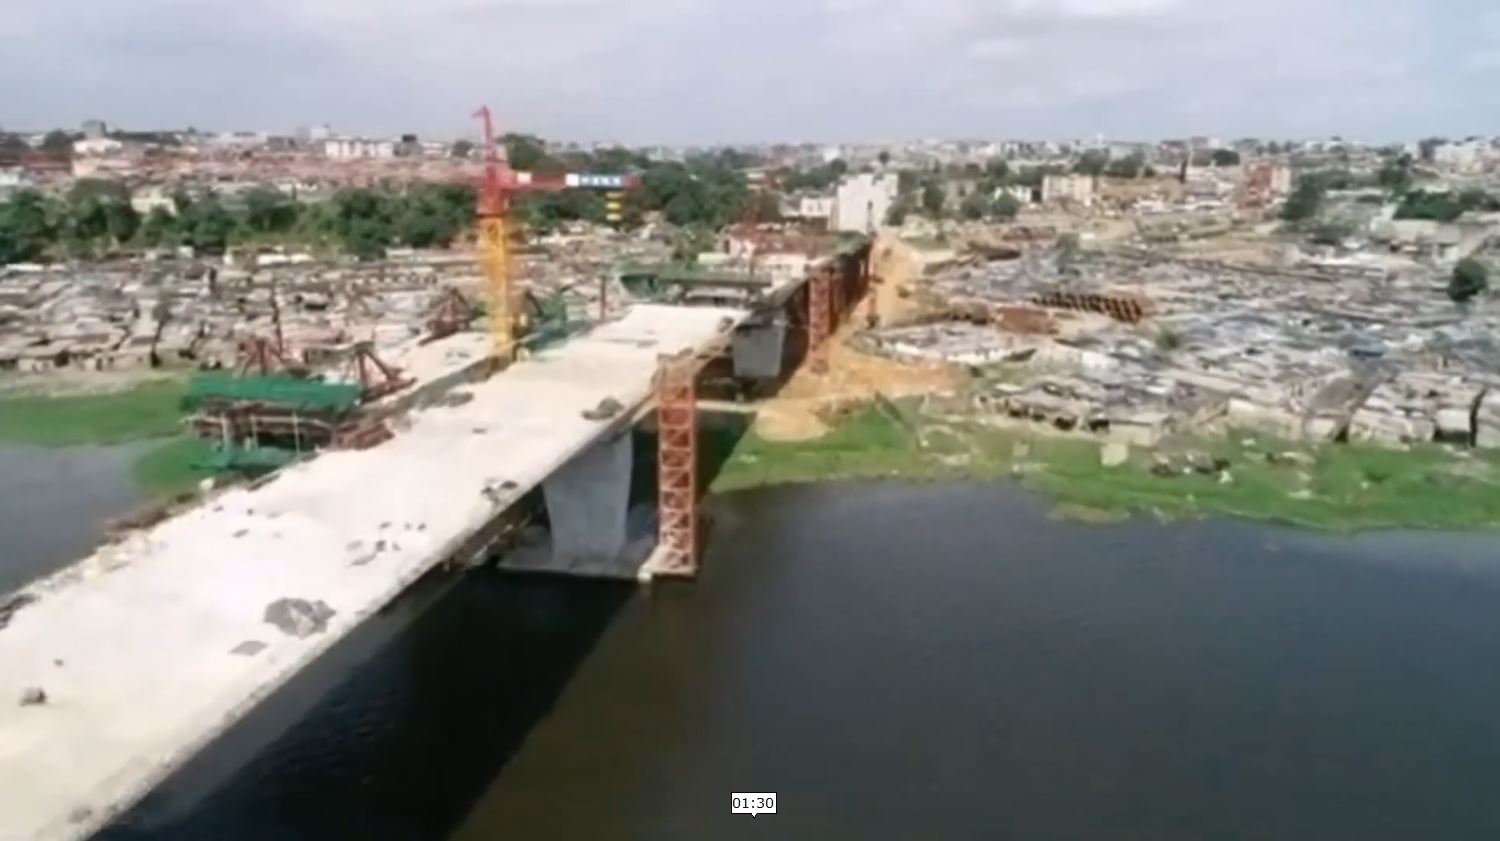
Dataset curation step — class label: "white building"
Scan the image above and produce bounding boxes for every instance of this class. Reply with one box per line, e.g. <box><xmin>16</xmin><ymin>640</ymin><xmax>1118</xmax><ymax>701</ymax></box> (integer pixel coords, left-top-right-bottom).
<box><xmin>833</xmin><ymin>173</ymin><xmax>898</xmax><ymax>233</ymax></box>
<box><xmin>209</xmin><ymin>131</ymin><xmax>268</xmax><ymax>150</ymax></box>
<box><xmin>996</xmin><ymin>185</ymin><xmax>1034</xmax><ymax>205</ymax></box>
<box><xmin>323</xmin><ymin>138</ymin><xmax>396</xmax><ymax>160</ymax></box>
<box><xmin>130</xmin><ymin>185</ymin><xmax>176</xmax><ymax>216</ymax></box>
<box><xmin>72</xmin><ymin>137</ymin><xmax>124</xmax><ymax>157</ymax></box>
<box><xmin>1041</xmin><ymin>174</ymin><xmax>1095</xmax><ymax>207</ymax></box>
<box><xmin>1433</xmin><ymin>141</ymin><xmax>1493</xmax><ymax>173</ymax></box>
<box><xmin>0</xmin><ymin>170</ymin><xmax>32</xmax><ymax>200</ymax></box>
<box><xmin>788</xmin><ymin>196</ymin><xmax>834</xmax><ymax>222</ymax></box>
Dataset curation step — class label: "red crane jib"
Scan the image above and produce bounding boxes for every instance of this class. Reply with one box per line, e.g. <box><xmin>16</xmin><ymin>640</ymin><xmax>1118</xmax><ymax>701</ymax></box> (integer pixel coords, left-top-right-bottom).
<box><xmin>473</xmin><ymin>105</ymin><xmax>639</xmax><ymax>217</ymax></box>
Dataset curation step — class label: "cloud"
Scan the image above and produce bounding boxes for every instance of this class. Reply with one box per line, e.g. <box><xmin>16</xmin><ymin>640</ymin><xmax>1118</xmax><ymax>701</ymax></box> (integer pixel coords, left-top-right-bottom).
<box><xmin>0</xmin><ymin>0</ymin><xmax>1489</xmax><ymax>142</ymax></box>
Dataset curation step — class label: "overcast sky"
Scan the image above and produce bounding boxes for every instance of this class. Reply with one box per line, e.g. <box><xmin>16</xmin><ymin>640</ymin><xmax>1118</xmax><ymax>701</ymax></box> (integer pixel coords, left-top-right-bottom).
<box><xmin>2</xmin><ymin>0</ymin><xmax>1495</xmax><ymax>144</ymax></box>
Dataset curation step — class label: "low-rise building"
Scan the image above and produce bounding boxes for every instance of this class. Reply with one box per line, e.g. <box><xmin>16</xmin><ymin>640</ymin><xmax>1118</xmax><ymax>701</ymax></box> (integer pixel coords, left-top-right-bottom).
<box><xmin>323</xmin><ymin>138</ymin><xmax>397</xmax><ymax>160</ymax></box>
<box><xmin>72</xmin><ymin>137</ymin><xmax>124</xmax><ymax>157</ymax></box>
<box><xmin>131</xmin><ymin>185</ymin><xmax>177</xmax><ymax>216</ymax></box>
<box><xmin>788</xmin><ymin>196</ymin><xmax>834</xmax><ymax>223</ymax></box>
<box><xmin>1041</xmin><ymin>174</ymin><xmax>1095</xmax><ymax>207</ymax></box>
<box><xmin>833</xmin><ymin>173</ymin><xmax>898</xmax><ymax>233</ymax></box>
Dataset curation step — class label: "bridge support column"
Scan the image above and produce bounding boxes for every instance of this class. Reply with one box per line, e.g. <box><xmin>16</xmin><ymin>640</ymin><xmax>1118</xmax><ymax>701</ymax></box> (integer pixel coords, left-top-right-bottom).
<box><xmin>540</xmin><ymin>430</ymin><xmax>634</xmax><ymax>575</ymax></box>
<box><xmin>652</xmin><ymin>352</ymin><xmax>700</xmax><ymax>577</ymax></box>
<box><xmin>808</xmin><ymin>270</ymin><xmax>832</xmax><ymax>366</ymax></box>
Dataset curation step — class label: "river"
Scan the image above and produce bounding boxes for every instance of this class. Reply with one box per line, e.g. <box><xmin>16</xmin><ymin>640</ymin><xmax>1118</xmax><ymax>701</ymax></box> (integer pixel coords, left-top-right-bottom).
<box><xmin>0</xmin><ymin>444</ymin><xmax>143</xmax><ymax>594</ymax></box>
<box><xmin>7</xmin><ymin>456</ymin><xmax>1500</xmax><ymax>839</ymax></box>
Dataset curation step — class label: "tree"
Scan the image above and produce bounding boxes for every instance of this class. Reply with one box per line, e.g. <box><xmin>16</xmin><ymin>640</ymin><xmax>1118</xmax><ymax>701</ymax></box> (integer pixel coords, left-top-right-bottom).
<box><xmin>594</xmin><ymin>146</ymin><xmax>648</xmax><ymax>173</ymax></box>
<box><xmin>503</xmin><ymin>134</ymin><xmax>549</xmax><ymax>170</ymax></box>
<box><xmin>1450</xmin><ymin>258</ymin><xmax>1489</xmax><ymax>303</ymax></box>
<box><xmin>1104</xmin><ymin>153</ymin><xmax>1146</xmax><ymax>179</ymax></box>
<box><xmin>329</xmin><ymin>188</ymin><xmax>395</xmax><ymax>258</ymax></box>
<box><xmin>68</xmin><ymin>178</ymin><xmax>129</xmax><ymax>205</ymax></box>
<box><xmin>394</xmin><ymin>201</ymin><xmax>449</xmax><ymax>247</ymax></box>
<box><xmin>450</xmin><ymin>139</ymin><xmax>475</xmax><ymax>159</ymax></box>
<box><xmin>393</xmin><ymin>183</ymin><xmax>473</xmax><ymax>247</ymax></box>
<box><xmin>886</xmin><ymin>195</ymin><xmax>913</xmax><ymax>226</ymax></box>
<box><xmin>0</xmin><ymin>190</ymin><xmax>58</xmax><ymax>263</ymax></box>
<box><xmin>959</xmin><ymin>191</ymin><xmax>989</xmax><ymax>221</ymax></box>
<box><xmin>992</xmin><ymin>192</ymin><xmax>1021</xmax><ymax>222</ymax></box>
<box><xmin>0</xmin><ymin>134</ymin><xmax>29</xmax><ymax>164</ymax></box>
<box><xmin>670</xmin><ymin>225</ymin><xmax>716</xmax><ymax>263</ymax></box>
<box><xmin>1073</xmin><ymin>151</ymin><xmax>1108</xmax><ymax>176</ymax></box>
<box><xmin>1308</xmin><ymin>221</ymin><xmax>1353</xmax><ymax>246</ymax></box>
<box><xmin>66</xmin><ymin>197</ymin><xmax>110</xmax><ymax>245</ymax></box>
<box><xmin>1210</xmin><ymin>149</ymin><xmax>1241</xmax><ymax>167</ymax></box>
<box><xmin>1396</xmin><ymin>189</ymin><xmax>1498</xmax><ymax>222</ymax></box>
<box><xmin>921</xmin><ymin>182</ymin><xmax>945</xmax><ymax>217</ymax></box>
<box><xmin>243</xmin><ymin>186</ymin><xmax>299</xmax><ymax>235</ymax></box>
<box><xmin>1010</xmin><ymin>166</ymin><xmax>1057</xmax><ymax>189</ymax></box>
<box><xmin>139</xmin><ymin>207</ymin><xmax>178</xmax><ymax>247</ymax></box>
<box><xmin>1378</xmin><ymin>154</ymin><xmax>1414</xmax><ymax>196</ymax></box>
<box><xmin>40</xmin><ymin>130</ymin><xmax>73</xmax><ymax>162</ymax></box>
<box><xmin>1280</xmin><ymin>175</ymin><xmax>1327</xmax><ymax>223</ymax></box>
<box><xmin>878</xmin><ymin>150</ymin><xmax>891</xmax><ymax>167</ymax></box>
<box><xmin>344</xmin><ymin>219</ymin><xmax>388</xmax><ymax>261</ymax></box>
<box><xmin>292</xmin><ymin>202</ymin><xmax>338</xmax><ymax>248</ymax></box>
<box><xmin>180</xmin><ymin>198</ymin><xmax>236</xmax><ymax>254</ymax></box>
<box><xmin>746</xmin><ymin>190</ymin><xmax>782</xmax><ymax>224</ymax></box>
<box><xmin>104</xmin><ymin>201</ymin><xmax>139</xmax><ymax>245</ymax></box>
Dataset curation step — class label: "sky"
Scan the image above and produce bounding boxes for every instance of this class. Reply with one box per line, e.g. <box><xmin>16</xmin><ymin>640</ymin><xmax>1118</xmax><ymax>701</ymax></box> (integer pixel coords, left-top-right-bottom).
<box><xmin>2</xmin><ymin>0</ymin><xmax>1495</xmax><ymax>145</ymax></box>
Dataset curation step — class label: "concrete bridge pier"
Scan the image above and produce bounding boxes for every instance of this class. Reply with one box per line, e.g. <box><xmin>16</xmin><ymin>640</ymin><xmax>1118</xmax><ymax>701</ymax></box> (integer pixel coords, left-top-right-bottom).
<box><xmin>493</xmin><ymin>429</ymin><xmax>647</xmax><ymax>579</ymax></box>
<box><xmin>731</xmin><ymin>316</ymin><xmax>788</xmax><ymax>380</ymax></box>
<box><xmin>540</xmin><ymin>430</ymin><xmax>636</xmax><ymax>576</ymax></box>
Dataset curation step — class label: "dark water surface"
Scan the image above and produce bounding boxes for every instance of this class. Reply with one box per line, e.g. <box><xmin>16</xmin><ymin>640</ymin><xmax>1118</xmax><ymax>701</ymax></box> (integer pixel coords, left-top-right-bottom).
<box><xmin>76</xmin><ymin>481</ymin><xmax>1500</xmax><ymax>840</ymax></box>
<box><xmin>0</xmin><ymin>444</ymin><xmax>142</xmax><ymax>593</ymax></box>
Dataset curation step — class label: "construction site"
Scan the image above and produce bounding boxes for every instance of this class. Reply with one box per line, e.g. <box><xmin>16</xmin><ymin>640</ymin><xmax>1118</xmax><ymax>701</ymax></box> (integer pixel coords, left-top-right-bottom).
<box><xmin>0</xmin><ymin>103</ymin><xmax>889</xmax><ymax>841</ymax></box>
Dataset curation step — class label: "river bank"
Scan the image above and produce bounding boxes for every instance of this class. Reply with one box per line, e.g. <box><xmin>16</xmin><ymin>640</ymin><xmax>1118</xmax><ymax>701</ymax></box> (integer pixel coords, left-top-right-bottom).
<box><xmin>0</xmin><ymin>377</ymin><xmax>206</xmax><ymax>498</ymax></box>
<box><xmin>710</xmin><ymin>401</ymin><xmax>1500</xmax><ymax>532</ymax></box>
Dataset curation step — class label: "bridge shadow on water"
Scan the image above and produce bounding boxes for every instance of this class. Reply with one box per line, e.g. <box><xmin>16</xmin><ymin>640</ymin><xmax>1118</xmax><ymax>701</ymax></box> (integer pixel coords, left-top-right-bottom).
<box><xmin>100</xmin><ymin>567</ymin><xmax>634</xmax><ymax>841</ymax></box>
<box><xmin>100</xmin><ymin>379</ymin><xmax>762</xmax><ymax>840</ymax></box>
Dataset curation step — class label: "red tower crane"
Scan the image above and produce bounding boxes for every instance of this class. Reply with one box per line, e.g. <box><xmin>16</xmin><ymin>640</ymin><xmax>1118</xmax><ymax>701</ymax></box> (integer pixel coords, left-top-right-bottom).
<box><xmin>471</xmin><ymin>106</ymin><xmax>641</xmax><ymax>361</ymax></box>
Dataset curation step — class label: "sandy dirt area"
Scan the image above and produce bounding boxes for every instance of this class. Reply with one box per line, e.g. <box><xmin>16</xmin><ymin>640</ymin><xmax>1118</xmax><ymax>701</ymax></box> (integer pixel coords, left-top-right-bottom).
<box><xmin>751</xmin><ymin>235</ymin><xmax>961</xmax><ymax>442</ymax></box>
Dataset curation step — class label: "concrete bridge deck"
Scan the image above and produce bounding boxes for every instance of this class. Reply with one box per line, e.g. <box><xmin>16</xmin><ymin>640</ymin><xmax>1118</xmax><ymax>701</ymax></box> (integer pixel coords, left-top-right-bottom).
<box><xmin>0</xmin><ymin>304</ymin><xmax>743</xmax><ymax>841</ymax></box>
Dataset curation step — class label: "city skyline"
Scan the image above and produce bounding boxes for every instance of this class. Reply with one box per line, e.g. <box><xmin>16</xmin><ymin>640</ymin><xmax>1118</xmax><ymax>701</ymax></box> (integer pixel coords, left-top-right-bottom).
<box><xmin>3</xmin><ymin>0</ymin><xmax>1498</xmax><ymax>144</ymax></box>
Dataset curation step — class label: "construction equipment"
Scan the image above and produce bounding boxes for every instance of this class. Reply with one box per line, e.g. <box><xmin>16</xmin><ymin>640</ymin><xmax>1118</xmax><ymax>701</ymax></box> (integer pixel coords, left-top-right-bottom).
<box><xmin>471</xmin><ymin>105</ymin><xmax>642</xmax><ymax>362</ymax></box>
<box><xmin>424</xmin><ymin>287</ymin><xmax>478</xmax><ymax>342</ymax></box>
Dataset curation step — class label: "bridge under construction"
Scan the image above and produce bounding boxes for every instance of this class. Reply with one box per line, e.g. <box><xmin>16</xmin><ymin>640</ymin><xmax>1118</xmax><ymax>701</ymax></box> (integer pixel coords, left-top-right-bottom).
<box><xmin>0</xmin><ymin>239</ymin><xmax>873</xmax><ymax>841</ymax></box>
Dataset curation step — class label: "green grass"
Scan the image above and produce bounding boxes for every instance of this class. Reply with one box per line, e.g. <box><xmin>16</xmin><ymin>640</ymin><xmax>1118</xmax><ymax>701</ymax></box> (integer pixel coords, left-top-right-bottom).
<box><xmin>711</xmin><ymin>407</ymin><xmax>1500</xmax><ymax>532</ymax></box>
<box><xmin>711</xmin><ymin>405</ymin><xmax>947</xmax><ymax>492</ymax></box>
<box><xmin>130</xmin><ymin>437</ymin><xmax>215</xmax><ymax>499</ymax></box>
<box><xmin>0</xmin><ymin>380</ymin><xmax>188</xmax><ymax>447</ymax></box>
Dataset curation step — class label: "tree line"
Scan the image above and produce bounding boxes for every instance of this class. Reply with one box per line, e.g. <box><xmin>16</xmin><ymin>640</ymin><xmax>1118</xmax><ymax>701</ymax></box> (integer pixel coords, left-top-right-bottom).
<box><xmin>0</xmin><ymin>135</ymin><xmax>782</xmax><ymax>263</ymax></box>
<box><xmin>0</xmin><ymin>180</ymin><xmax>480</xmax><ymax>263</ymax></box>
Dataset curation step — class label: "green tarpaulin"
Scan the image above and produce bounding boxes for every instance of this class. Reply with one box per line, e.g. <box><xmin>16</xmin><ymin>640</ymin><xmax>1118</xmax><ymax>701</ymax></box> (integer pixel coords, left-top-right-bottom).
<box><xmin>182</xmin><ymin>373</ymin><xmax>363</xmax><ymax>415</ymax></box>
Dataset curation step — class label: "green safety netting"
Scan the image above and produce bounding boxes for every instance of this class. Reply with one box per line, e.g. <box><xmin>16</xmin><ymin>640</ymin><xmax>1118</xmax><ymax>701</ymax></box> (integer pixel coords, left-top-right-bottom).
<box><xmin>182</xmin><ymin>373</ymin><xmax>363</xmax><ymax>415</ymax></box>
<box><xmin>194</xmin><ymin>443</ymin><xmax>300</xmax><ymax>472</ymax></box>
